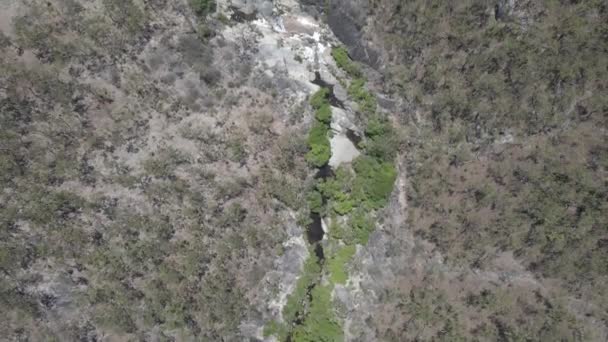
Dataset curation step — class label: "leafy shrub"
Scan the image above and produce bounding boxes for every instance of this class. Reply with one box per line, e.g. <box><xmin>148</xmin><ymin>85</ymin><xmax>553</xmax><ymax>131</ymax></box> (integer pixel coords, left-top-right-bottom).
<box><xmin>349</xmin><ymin>209</ymin><xmax>376</xmax><ymax>245</ymax></box>
<box><xmin>306</xmin><ymin>122</ymin><xmax>331</xmax><ymax>167</ymax></box>
<box><xmin>331</xmin><ymin>47</ymin><xmax>361</xmax><ymax>78</ymax></box>
<box><xmin>364</xmin><ymin>117</ymin><xmax>398</xmax><ymax>162</ymax></box>
<box><xmin>310</xmin><ymin>88</ymin><xmax>332</xmax><ymax>124</ymax></box>
<box><xmin>352</xmin><ymin>156</ymin><xmax>397</xmax><ymax>209</ymax></box>
<box><xmin>348</xmin><ymin>78</ymin><xmax>377</xmax><ymax>115</ymax></box>
<box><xmin>317</xmin><ymin>167</ymin><xmax>355</xmax><ymax>215</ymax></box>
<box><xmin>190</xmin><ymin>0</ymin><xmax>216</xmax><ymax>18</ymax></box>
<box><xmin>315</xmin><ymin>104</ymin><xmax>332</xmax><ymax>124</ymax></box>
<box><xmin>307</xmin><ymin>190</ymin><xmax>324</xmax><ymax>213</ymax></box>
<box><xmin>310</xmin><ymin>88</ymin><xmax>330</xmax><ymax>110</ymax></box>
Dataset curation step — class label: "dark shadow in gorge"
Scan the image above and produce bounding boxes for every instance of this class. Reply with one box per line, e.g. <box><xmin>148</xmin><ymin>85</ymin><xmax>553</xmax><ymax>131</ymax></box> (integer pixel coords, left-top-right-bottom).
<box><xmin>311</xmin><ymin>71</ymin><xmax>344</xmax><ymax>109</ymax></box>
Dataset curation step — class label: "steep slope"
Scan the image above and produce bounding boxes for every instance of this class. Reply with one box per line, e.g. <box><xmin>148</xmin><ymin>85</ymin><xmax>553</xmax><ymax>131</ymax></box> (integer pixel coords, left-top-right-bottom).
<box><xmin>0</xmin><ymin>0</ymin><xmax>336</xmax><ymax>339</ymax></box>
<box><xmin>313</xmin><ymin>0</ymin><xmax>608</xmax><ymax>340</ymax></box>
<box><xmin>1</xmin><ymin>0</ymin><xmax>606</xmax><ymax>341</ymax></box>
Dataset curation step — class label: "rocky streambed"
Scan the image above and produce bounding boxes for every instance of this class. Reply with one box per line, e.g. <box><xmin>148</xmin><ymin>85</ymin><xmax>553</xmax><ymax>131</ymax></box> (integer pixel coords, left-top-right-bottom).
<box><xmin>222</xmin><ymin>1</ymin><xmax>368</xmax><ymax>339</ymax></box>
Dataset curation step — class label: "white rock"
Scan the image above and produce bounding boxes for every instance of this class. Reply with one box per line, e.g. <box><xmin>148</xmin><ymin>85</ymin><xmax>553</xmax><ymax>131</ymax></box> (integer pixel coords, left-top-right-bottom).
<box><xmin>329</xmin><ymin>133</ymin><xmax>360</xmax><ymax>167</ymax></box>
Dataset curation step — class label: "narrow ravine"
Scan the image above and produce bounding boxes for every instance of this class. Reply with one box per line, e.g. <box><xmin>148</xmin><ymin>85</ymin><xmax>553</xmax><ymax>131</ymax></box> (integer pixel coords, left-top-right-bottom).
<box><xmin>218</xmin><ymin>3</ymin><xmax>398</xmax><ymax>340</ymax></box>
<box><xmin>276</xmin><ymin>43</ymin><xmax>398</xmax><ymax>338</ymax></box>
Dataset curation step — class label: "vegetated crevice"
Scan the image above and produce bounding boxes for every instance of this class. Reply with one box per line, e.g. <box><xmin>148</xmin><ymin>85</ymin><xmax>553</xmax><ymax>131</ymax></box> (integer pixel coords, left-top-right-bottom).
<box><xmin>265</xmin><ymin>46</ymin><xmax>398</xmax><ymax>341</ymax></box>
<box><xmin>286</xmin><ymin>88</ymin><xmax>335</xmax><ymax>340</ymax></box>
<box><xmin>307</xmin><ymin>165</ymin><xmax>334</xmax><ymax>249</ymax></box>
<box><xmin>345</xmin><ymin>128</ymin><xmax>362</xmax><ymax>146</ymax></box>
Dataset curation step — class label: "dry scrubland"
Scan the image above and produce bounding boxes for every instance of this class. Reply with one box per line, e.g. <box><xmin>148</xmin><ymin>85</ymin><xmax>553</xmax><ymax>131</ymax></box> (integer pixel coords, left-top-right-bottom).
<box><xmin>0</xmin><ymin>0</ymin><xmax>607</xmax><ymax>341</ymax></box>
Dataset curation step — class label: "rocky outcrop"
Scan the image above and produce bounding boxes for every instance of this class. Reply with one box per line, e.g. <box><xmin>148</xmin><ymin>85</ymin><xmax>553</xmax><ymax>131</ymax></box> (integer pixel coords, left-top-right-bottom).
<box><xmin>299</xmin><ymin>0</ymin><xmax>382</xmax><ymax>69</ymax></box>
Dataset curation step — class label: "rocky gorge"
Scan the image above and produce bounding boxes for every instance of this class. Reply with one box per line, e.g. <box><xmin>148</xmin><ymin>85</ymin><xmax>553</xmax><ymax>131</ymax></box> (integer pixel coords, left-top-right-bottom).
<box><xmin>1</xmin><ymin>0</ymin><xmax>607</xmax><ymax>341</ymax></box>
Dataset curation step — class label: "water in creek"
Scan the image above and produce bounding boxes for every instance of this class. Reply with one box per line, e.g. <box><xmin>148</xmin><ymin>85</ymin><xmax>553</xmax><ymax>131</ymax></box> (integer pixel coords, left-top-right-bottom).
<box><xmin>345</xmin><ymin>128</ymin><xmax>362</xmax><ymax>147</ymax></box>
<box><xmin>305</xmin><ymin>164</ymin><xmax>334</xmax><ymax>259</ymax></box>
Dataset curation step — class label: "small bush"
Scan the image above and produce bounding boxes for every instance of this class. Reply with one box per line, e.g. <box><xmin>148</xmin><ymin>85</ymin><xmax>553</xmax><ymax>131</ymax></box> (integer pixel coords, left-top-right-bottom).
<box><xmin>315</xmin><ymin>104</ymin><xmax>332</xmax><ymax>124</ymax></box>
<box><xmin>331</xmin><ymin>47</ymin><xmax>361</xmax><ymax>78</ymax></box>
<box><xmin>306</xmin><ymin>122</ymin><xmax>331</xmax><ymax>167</ymax></box>
<box><xmin>310</xmin><ymin>88</ymin><xmax>330</xmax><ymax>109</ymax></box>
<box><xmin>190</xmin><ymin>0</ymin><xmax>216</xmax><ymax>18</ymax></box>
<box><xmin>364</xmin><ymin>117</ymin><xmax>398</xmax><ymax>162</ymax></box>
<box><xmin>349</xmin><ymin>209</ymin><xmax>375</xmax><ymax>244</ymax></box>
<box><xmin>348</xmin><ymin>79</ymin><xmax>376</xmax><ymax>115</ymax></box>
<box><xmin>317</xmin><ymin>167</ymin><xmax>355</xmax><ymax>215</ymax></box>
<box><xmin>308</xmin><ymin>190</ymin><xmax>324</xmax><ymax>213</ymax></box>
<box><xmin>352</xmin><ymin>156</ymin><xmax>397</xmax><ymax>209</ymax></box>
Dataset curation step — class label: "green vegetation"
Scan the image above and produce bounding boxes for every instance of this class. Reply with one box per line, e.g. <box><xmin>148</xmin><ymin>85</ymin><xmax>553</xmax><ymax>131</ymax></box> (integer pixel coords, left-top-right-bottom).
<box><xmin>307</xmin><ymin>190</ymin><xmax>323</xmax><ymax>213</ymax></box>
<box><xmin>315</xmin><ymin>104</ymin><xmax>332</xmax><ymax>124</ymax></box>
<box><xmin>190</xmin><ymin>0</ymin><xmax>216</xmax><ymax>18</ymax></box>
<box><xmin>348</xmin><ymin>209</ymin><xmax>375</xmax><ymax>245</ymax></box>
<box><xmin>267</xmin><ymin>50</ymin><xmax>399</xmax><ymax>341</ymax></box>
<box><xmin>366</xmin><ymin>0</ymin><xmax>608</xmax><ymax>340</ymax></box>
<box><xmin>291</xmin><ymin>285</ymin><xmax>343</xmax><ymax>342</ymax></box>
<box><xmin>348</xmin><ymin>78</ymin><xmax>376</xmax><ymax>115</ymax></box>
<box><xmin>352</xmin><ymin>156</ymin><xmax>397</xmax><ymax>209</ymax></box>
<box><xmin>265</xmin><ymin>39</ymin><xmax>399</xmax><ymax>342</ymax></box>
<box><xmin>305</xmin><ymin>88</ymin><xmax>333</xmax><ymax>167</ymax></box>
<box><xmin>282</xmin><ymin>253</ymin><xmax>321</xmax><ymax>325</ymax></box>
<box><xmin>364</xmin><ymin>117</ymin><xmax>398</xmax><ymax>162</ymax></box>
<box><xmin>331</xmin><ymin>46</ymin><xmax>361</xmax><ymax>78</ymax></box>
<box><xmin>264</xmin><ymin>252</ymin><xmax>333</xmax><ymax>341</ymax></box>
<box><xmin>310</xmin><ymin>87</ymin><xmax>330</xmax><ymax>110</ymax></box>
<box><xmin>327</xmin><ymin>245</ymin><xmax>356</xmax><ymax>284</ymax></box>
<box><xmin>317</xmin><ymin>166</ymin><xmax>354</xmax><ymax>215</ymax></box>
<box><xmin>311</xmin><ymin>137</ymin><xmax>397</xmax><ymax>215</ymax></box>
<box><xmin>305</xmin><ymin>122</ymin><xmax>331</xmax><ymax>167</ymax></box>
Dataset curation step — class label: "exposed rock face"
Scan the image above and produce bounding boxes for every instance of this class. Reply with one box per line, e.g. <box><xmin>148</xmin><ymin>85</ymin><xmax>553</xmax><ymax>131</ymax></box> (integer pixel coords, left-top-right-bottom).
<box><xmin>328</xmin><ymin>134</ymin><xmax>360</xmax><ymax>167</ymax></box>
<box><xmin>300</xmin><ymin>0</ymin><xmax>382</xmax><ymax>68</ymax></box>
